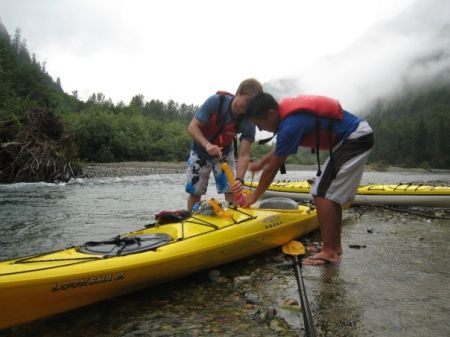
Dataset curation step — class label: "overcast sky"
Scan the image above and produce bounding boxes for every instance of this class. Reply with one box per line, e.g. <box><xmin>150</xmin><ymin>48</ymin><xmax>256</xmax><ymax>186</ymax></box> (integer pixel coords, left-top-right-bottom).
<box><xmin>1</xmin><ymin>0</ymin><xmax>448</xmax><ymax>111</ymax></box>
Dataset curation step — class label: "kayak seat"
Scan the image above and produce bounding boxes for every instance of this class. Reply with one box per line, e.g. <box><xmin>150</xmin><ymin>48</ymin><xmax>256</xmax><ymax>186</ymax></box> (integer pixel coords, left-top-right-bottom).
<box><xmin>79</xmin><ymin>233</ymin><xmax>173</xmax><ymax>257</ymax></box>
<box><xmin>258</xmin><ymin>197</ymin><xmax>299</xmax><ymax>210</ymax></box>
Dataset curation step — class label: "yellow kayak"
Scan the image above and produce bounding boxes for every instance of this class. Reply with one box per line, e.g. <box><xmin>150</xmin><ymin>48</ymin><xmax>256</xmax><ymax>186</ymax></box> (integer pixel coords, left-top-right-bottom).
<box><xmin>0</xmin><ymin>202</ymin><xmax>318</xmax><ymax>330</ymax></box>
<box><xmin>244</xmin><ymin>181</ymin><xmax>450</xmax><ymax>207</ymax></box>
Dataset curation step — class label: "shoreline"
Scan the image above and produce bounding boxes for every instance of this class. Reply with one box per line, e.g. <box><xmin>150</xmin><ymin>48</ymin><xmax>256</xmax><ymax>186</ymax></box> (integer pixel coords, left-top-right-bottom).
<box><xmin>81</xmin><ymin>161</ymin><xmax>186</xmax><ymax>178</ymax></box>
<box><xmin>81</xmin><ymin>161</ymin><xmax>449</xmax><ymax>179</ymax></box>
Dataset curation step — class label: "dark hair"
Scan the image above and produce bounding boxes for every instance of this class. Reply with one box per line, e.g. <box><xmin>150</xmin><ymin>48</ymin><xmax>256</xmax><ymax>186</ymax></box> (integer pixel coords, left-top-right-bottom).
<box><xmin>245</xmin><ymin>92</ymin><xmax>278</xmax><ymax>119</ymax></box>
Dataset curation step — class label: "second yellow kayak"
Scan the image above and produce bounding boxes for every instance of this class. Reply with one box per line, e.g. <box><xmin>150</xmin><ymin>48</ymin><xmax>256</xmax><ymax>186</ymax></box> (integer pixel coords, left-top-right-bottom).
<box><xmin>244</xmin><ymin>181</ymin><xmax>450</xmax><ymax>207</ymax></box>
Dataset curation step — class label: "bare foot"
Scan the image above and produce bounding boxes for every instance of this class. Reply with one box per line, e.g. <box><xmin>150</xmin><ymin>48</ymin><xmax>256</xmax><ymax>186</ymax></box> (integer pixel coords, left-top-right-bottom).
<box><xmin>303</xmin><ymin>252</ymin><xmax>339</xmax><ymax>266</ymax></box>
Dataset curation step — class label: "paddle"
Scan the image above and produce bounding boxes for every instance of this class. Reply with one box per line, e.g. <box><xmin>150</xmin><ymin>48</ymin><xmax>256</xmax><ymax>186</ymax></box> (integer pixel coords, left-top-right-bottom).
<box><xmin>282</xmin><ymin>241</ymin><xmax>317</xmax><ymax>337</ymax></box>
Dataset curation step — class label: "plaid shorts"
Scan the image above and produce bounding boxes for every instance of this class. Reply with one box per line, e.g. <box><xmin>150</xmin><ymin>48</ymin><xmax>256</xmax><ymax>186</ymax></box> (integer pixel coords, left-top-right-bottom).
<box><xmin>185</xmin><ymin>151</ymin><xmax>236</xmax><ymax>196</ymax></box>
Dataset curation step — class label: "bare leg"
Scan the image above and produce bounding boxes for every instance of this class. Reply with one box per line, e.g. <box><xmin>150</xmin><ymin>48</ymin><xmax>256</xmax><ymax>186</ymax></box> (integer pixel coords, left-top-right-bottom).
<box><xmin>303</xmin><ymin>196</ymin><xmax>342</xmax><ymax>265</ymax></box>
<box><xmin>187</xmin><ymin>194</ymin><xmax>201</xmax><ymax>212</ymax></box>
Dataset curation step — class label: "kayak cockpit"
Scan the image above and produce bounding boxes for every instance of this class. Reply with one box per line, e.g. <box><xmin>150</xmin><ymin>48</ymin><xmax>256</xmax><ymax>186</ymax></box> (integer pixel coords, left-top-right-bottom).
<box><xmin>79</xmin><ymin>233</ymin><xmax>173</xmax><ymax>257</ymax></box>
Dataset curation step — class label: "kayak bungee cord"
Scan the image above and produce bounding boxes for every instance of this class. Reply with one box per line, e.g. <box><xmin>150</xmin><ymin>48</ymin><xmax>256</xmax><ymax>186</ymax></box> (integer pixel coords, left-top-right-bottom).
<box><xmin>1</xmin><ymin>207</ymin><xmax>260</xmax><ymax>277</ymax></box>
<box><xmin>184</xmin><ymin>208</ymin><xmax>256</xmax><ymax>240</ymax></box>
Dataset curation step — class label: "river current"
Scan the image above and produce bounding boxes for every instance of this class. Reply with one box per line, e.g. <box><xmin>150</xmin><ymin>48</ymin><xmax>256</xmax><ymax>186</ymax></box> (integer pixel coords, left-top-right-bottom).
<box><xmin>1</xmin><ymin>169</ymin><xmax>449</xmax><ymax>337</ymax></box>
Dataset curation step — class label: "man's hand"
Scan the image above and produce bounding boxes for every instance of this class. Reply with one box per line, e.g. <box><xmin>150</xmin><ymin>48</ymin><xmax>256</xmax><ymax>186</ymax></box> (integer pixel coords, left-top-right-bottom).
<box><xmin>249</xmin><ymin>160</ymin><xmax>264</xmax><ymax>173</ymax></box>
<box><xmin>205</xmin><ymin>143</ymin><xmax>222</xmax><ymax>158</ymax></box>
<box><xmin>242</xmin><ymin>192</ymin><xmax>257</xmax><ymax>208</ymax></box>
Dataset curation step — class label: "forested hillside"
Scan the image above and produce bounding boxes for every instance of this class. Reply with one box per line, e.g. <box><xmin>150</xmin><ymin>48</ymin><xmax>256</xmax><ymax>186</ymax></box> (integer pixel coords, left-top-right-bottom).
<box><xmin>366</xmin><ymin>80</ymin><xmax>450</xmax><ymax>169</ymax></box>
<box><xmin>0</xmin><ymin>22</ymin><xmax>198</xmax><ymax>182</ymax></box>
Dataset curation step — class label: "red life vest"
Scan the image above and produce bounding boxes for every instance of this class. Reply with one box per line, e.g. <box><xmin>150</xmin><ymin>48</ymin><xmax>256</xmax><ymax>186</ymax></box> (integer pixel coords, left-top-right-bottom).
<box><xmin>200</xmin><ymin>91</ymin><xmax>239</xmax><ymax>148</ymax></box>
<box><xmin>279</xmin><ymin>95</ymin><xmax>343</xmax><ymax>149</ymax></box>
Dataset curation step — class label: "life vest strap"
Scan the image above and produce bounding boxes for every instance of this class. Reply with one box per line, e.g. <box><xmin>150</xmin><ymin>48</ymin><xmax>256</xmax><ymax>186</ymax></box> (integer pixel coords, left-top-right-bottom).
<box><xmin>315</xmin><ymin>119</ymin><xmax>321</xmax><ymax>176</ymax></box>
<box><xmin>208</xmin><ymin>92</ymin><xmax>243</xmax><ymax>156</ymax></box>
<box><xmin>209</xmin><ymin>94</ymin><xmax>227</xmax><ymax>144</ymax></box>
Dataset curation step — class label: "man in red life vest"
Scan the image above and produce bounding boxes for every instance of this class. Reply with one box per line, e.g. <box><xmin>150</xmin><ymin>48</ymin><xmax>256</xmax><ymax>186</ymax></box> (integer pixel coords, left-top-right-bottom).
<box><xmin>185</xmin><ymin>78</ymin><xmax>263</xmax><ymax>212</ymax></box>
<box><xmin>243</xmin><ymin>92</ymin><xmax>374</xmax><ymax>265</ymax></box>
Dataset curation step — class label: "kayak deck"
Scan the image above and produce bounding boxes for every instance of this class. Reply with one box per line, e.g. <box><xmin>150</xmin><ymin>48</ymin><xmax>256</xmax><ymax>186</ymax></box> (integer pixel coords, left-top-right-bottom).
<box><xmin>0</xmin><ymin>204</ymin><xmax>318</xmax><ymax>330</ymax></box>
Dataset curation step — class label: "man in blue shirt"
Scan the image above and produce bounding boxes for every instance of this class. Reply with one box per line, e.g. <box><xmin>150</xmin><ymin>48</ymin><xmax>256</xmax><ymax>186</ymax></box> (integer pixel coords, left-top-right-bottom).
<box><xmin>243</xmin><ymin>92</ymin><xmax>374</xmax><ymax>265</ymax></box>
<box><xmin>185</xmin><ymin>79</ymin><xmax>263</xmax><ymax>211</ymax></box>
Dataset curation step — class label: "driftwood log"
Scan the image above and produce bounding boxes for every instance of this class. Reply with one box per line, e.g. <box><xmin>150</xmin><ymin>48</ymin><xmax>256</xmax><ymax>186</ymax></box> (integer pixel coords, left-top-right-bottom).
<box><xmin>0</xmin><ymin>108</ymin><xmax>78</xmax><ymax>183</ymax></box>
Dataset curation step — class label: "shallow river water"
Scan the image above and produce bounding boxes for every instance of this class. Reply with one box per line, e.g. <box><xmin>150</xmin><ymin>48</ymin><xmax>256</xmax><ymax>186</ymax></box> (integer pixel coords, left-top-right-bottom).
<box><xmin>1</xmin><ymin>169</ymin><xmax>449</xmax><ymax>337</ymax></box>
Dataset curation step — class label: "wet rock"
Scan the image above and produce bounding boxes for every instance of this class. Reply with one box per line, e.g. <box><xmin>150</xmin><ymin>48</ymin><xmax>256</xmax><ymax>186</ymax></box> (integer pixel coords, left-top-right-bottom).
<box><xmin>208</xmin><ymin>269</ymin><xmax>221</xmax><ymax>282</ymax></box>
<box><xmin>253</xmin><ymin>307</ymin><xmax>278</xmax><ymax>324</ymax></box>
<box><xmin>272</xmin><ymin>253</ymin><xmax>286</xmax><ymax>263</ymax></box>
<box><xmin>265</xmin><ymin>306</ymin><xmax>277</xmax><ymax>321</ymax></box>
<box><xmin>269</xmin><ymin>318</ymin><xmax>290</xmax><ymax>332</ymax></box>
<box><xmin>244</xmin><ymin>303</ymin><xmax>255</xmax><ymax>310</ymax></box>
<box><xmin>233</xmin><ymin>275</ymin><xmax>252</xmax><ymax>287</ymax></box>
<box><xmin>245</xmin><ymin>292</ymin><xmax>262</xmax><ymax>305</ymax></box>
<box><xmin>251</xmin><ymin>267</ymin><xmax>262</xmax><ymax>275</ymax></box>
<box><xmin>434</xmin><ymin>211</ymin><xmax>445</xmax><ymax>217</ymax></box>
<box><xmin>208</xmin><ymin>269</ymin><xmax>230</xmax><ymax>284</ymax></box>
<box><xmin>348</xmin><ymin>244</ymin><xmax>367</xmax><ymax>249</ymax></box>
<box><xmin>283</xmin><ymin>298</ymin><xmax>299</xmax><ymax>306</ymax></box>
<box><xmin>276</xmin><ymin>261</ymin><xmax>294</xmax><ymax>269</ymax></box>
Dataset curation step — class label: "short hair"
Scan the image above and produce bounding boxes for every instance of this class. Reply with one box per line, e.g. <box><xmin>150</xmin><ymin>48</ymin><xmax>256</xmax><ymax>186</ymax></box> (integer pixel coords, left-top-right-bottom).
<box><xmin>236</xmin><ymin>78</ymin><xmax>263</xmax><ymax>96</ymax></box>
<box><xmin>245</xmin><ymin>92</ymin><xmax>278</xmax><ymax>119</ymax></box>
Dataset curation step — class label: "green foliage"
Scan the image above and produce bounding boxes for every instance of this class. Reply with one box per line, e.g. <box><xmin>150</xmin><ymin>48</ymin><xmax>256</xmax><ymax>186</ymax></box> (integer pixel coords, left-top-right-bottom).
<box><xmin>248</xmin><ymin>142</ymin><xmax>328</xmax><ymax>165</ymax></box>
<box><xmin>65</xmin><ymin>109</ymin><xmax>191</xmax><ymax>162</ymax></box>
<box><xmin>370</xmin><ymin>160</ymin><xmax>389</xmax><ymax>172</ymax></box>
<box><xmin>366</xmin><ymin>82</ymin><xmax>450</xmax><ymax>169</ymax></box>
<box><xmin>0</xmin><ymin>26</ymin><xmax>79</xmax><ymax>118</ymax></box>
<box><xmin>0</xmin><ymin>22</ymin><xmax>196</xmax><ymax>168</ymax></box>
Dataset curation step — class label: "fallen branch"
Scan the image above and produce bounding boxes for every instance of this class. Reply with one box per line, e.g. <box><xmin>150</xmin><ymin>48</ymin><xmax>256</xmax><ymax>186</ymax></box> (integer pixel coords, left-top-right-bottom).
<box><xmin>0</xmin><ymin>108</ymin><xmax>79</xmax><ymax>183</ymax></box>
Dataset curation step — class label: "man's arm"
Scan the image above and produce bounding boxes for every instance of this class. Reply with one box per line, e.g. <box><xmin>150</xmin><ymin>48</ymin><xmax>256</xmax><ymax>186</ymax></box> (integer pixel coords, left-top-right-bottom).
<box><xmin>187</xmin><ymin>117</ymin><xmax>222</xmax><ymax>158</ymax></box>
<box><xmin>228</xmin><ymin>139</ymin><xmax>252</xmax><ymax>194</ymax></box>
<box><xmin>243</xmin><ymin>153</ymin><xmax>287</xmax><ymax>207</ymax></box>
<box><xmin>235</xmin><ymin>139</ymin><xmax>252</xmax><ymax>180</ymax></box>
<box><xmin>249</xmin><ymin>147</ymin><xmax>275</xmax><ymax>172</ymax></box>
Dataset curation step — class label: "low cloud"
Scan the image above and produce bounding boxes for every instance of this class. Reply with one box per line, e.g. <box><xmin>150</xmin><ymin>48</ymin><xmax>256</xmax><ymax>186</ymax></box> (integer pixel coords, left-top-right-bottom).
<box><xmin>265</xmin><ymin>0</ymin><xmax>450</xmax><ymax>113</ymax></box>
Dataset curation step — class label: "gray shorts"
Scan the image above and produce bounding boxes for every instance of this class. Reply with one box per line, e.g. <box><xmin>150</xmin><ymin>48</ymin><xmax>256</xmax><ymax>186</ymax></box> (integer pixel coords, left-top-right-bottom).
<box><xmin>185</xmin><ymin>151</ymin><xmax>236</xmax><ymax>196</ymax></box>
<box><xmin>311</xmin><ymin>121</ymin><xmax>374</xmax><ymax>205</ymax></box>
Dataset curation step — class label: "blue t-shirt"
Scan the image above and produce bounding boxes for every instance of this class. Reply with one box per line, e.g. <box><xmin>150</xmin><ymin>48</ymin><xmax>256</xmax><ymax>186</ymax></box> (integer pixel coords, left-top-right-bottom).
<box><xmin>192</xmin><ymin>94</ymin><xmax>256</xmax><ymax>159</ymax></box>
<box><xmin>275</xmin><ymin>110</ymin><xmax>362</xmax><ymax>157</ymax></box>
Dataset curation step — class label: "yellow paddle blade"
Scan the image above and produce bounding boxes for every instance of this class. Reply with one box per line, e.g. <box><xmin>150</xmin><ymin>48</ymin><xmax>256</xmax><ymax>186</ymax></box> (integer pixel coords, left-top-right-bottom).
<box><xmin>282</xmin><ymin>240</ymin><xmax>305</xmax><ymax>256</ymax></box>
<box><xmin>207</xmin><ymin>199</ymin><xmax>233</xmax><ymax>218</ymax></box>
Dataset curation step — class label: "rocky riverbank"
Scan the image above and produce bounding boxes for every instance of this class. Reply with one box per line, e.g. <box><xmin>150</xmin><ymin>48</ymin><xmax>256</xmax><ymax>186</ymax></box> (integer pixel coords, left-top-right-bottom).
<box><xmin>81</xmin><ymin>161</ymin><xmax>445</xmax><ymax>179</ymax></box>
<box><xmin>81</xmin><ymin>161</ymin><xmax>187</xmax><ymax>178</ymax></box>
